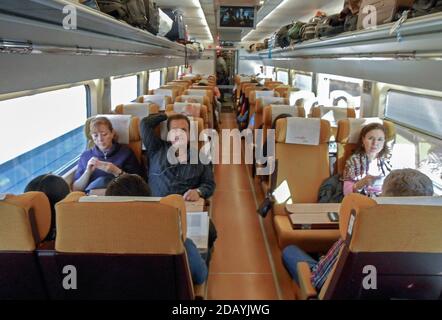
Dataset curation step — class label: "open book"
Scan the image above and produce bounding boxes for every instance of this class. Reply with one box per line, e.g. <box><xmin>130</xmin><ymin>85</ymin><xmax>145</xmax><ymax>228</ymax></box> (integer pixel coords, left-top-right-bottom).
<box><xmin>186</xmin><ymin>211</ymin><xmax>209</xmax><ymax>252</ymax></box>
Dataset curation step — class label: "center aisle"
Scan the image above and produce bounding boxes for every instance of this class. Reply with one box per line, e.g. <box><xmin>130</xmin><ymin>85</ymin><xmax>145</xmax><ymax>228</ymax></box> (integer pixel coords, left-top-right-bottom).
<box><xmin>207</xmin><ymin>112</ymin><xmax>281</xmax><ymax>300</ymax></box>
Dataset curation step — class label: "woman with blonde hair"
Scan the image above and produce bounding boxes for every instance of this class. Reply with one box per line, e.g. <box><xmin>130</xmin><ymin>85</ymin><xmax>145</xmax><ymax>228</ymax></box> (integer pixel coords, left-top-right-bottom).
<box><xmin>73</xmin><ymin>116</ymin><xmax>142</xmax><ymax>193</ymax></box>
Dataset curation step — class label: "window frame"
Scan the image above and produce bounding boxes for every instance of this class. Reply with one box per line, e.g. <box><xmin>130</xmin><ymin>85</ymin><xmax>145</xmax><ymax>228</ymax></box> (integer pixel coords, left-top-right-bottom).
<box><xmin>385</xmin><ymin>89</ymin><xmax>442</xmax><ymax>140</ymax></box>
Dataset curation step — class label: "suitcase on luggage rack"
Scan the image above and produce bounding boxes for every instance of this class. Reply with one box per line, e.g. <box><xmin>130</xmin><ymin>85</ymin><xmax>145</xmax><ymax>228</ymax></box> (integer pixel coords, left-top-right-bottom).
<box><xmin>162</xmin><ymin>8</ymin><xmax>187</xmax><ymax>42</ymax></box>
<box><xmin>357</xmin><ymin>0</ymin><xmax>414</xmax><ymax>30</ymax></box>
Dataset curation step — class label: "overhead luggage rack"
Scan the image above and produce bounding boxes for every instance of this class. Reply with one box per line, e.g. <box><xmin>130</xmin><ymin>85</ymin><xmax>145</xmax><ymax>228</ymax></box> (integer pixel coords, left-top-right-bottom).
<box><xmin>0</xmin><ymin>0</ymin><xmax>198</xmax><ymax>58</ymax></box>
<box><xmin>255</xmin><ymin>12</ymin><xmax>442</xmax><ymax>92</ymax></box>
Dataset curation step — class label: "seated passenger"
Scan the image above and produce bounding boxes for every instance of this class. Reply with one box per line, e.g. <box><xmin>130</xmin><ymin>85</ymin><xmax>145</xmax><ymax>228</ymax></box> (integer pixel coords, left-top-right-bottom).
<box><xmin>73</xmin><ymin>116</ymin><xmax>142</xmax><ymax>193</ymax></box>
<box><xmin>343</xmin><ymin>123</ymin><xmax>392</xmax><ymax>197</ymax></box>
<box><xmin>24</xmin><ymin>174</ymin><xmax>70</xmax><ymax>241</ymax></box>
<box><xmin>105</xmin><ymin>173</ymin><xmax>208</xmax><ymax>285</ymax></box>
<box><xmin>282</xmin><ymin>169</ymin><xmax>434</xmax><ymax>291</ymax></box>
<box><xmin>140</xmin><ymin>113</ymin><xmax>215</xmax><ymax>201</ymax></box>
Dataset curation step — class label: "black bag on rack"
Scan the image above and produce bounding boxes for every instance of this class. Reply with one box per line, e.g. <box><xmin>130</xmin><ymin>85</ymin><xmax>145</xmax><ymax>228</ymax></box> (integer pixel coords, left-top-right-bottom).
<box><xmin>276</xmin><ymin>24</ymin><xmax>293</xmax><ymax>48</ymax></box>
<box><xmin>96</xmin><ymin>0</ymin><xmax>148</xmax><ymax>28</ymax></box>
<box><xmin>143</xmin><ymin>0</ymin><xmax>159</xmax><ymax>35</ymax></box>
<box><xmin>301</xmin><ymin>12</ymin><xmax>327</xmax><ymax>41</ymax></box>
<box><xmin>412</xmin><ymin>0</ymin><xmax>442</xmax><ymax>15</ymax></box>
<box><xmin>162</xmin><ymin>8</ymin><xmax>186</xmax><ymax>41</ymax></box>
<box><xmin>315</xmin><ymin>14</ymin><xmax>345</xmax><ymax>38</ymax></box>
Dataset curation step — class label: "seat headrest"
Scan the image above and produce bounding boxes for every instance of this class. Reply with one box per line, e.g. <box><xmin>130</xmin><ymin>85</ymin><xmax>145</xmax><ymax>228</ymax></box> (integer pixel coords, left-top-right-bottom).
<box><xmin>86</xmin><ymin>114</ymin><xmax>136</xmax><ymax>145</ymax></box>
<box><xmin>337</xmin><ymin>118</ymin><xmax>396</xmax><ymax>144</ymax></box>
<box><xmin>374</xmin><ymin>196</ymin><xmax>442</xmax><ymax>206</ymax></box>
<box><xmin>269</xmin><ymin>105</ymin><xmax>303</xmax><ymax>123</ymax></box>
<box><xmin>172</xmin><ymin>102</ymin><xmax>202</xmax><ymax>117</ymax></box>
<box><xmin>153</xmin><ymin>88</ymin><xmax>174</xmax><ymax>99</ymax></box>
<box><xmin>179</xmin><ymin>95</ymin><xmax>205</xmax><ymax>104</ymax></box>
<box><xmin>289</xmin><ymin>91</ymin><xmax>316</xmax><ymax>106</ymax></box>
<box><xmin>186</xmin><ymin>89</ymin><xmax>208</xmax><ymax>96</ymax></box>
<box><xmin>0</xmin><ymin>192</ymin><xmax>51</xmax><ymax>251</ymax></box>
<box><xmin>259</xmin><ymin>97</ymin><xmax>286</xmax><ymax>108</ymax></box>
<box><xmin>55</xmin><ymin>192</ymin><xmax>187</xmax><ymax>254</ymax></box>
<box><xmin>114</xmin><ymin>103</ymin><xmax>157</xmax><ymax>119</ymax></box>
<box><xmin>137</xmin><ymin>95</ymin><xmax>169</xmax><ymax>110</ymax></box>
<box><xmin>275</xmin><ymin>117</ymin><xmax>330</xmax><ymax>145</ymax></box>
<box><xmin>312</xmin><ymin>106</ymin><xmax>355</xmax><ymax>126</ymax></box>
<box><xmin>348</xmin><ymin>198</ymin><xmax>442</xmax><ymax>253</ymax></box>
<box><xmin>255</xmin><ymin>90</ymin><xmax>275</xmax><ymax>98</ymax></box>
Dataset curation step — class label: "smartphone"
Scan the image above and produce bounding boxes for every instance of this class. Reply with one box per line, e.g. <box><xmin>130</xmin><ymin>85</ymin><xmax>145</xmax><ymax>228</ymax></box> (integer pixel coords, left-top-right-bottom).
<box><xmin>328</xmin><ymin>212</ymin><xmax>339</xmax><ymax>222</ymax></box>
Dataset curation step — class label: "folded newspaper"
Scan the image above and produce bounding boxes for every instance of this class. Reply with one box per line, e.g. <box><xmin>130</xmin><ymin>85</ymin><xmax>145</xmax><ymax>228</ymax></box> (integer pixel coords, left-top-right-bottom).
<box><xmin>186</xmin><ymin>211</ymin><xmax>209</xmax><ymax>251</ymax></box>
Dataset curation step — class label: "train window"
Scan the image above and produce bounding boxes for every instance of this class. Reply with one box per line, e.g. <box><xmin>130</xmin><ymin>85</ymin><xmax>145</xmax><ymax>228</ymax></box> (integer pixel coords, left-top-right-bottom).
<box><xmin>111</xmin><ymin>75</ymin><xmax>139</xmax><ymax>109</ymax></box>
<box><xmin>386</xmin><ymin>90</ymin><xmax>442</xmax><ymax>194</ymax></box>
<box><xmin>291</xmin><ymin>72</ymin><xmax>313</xmax><ymax>92</ymax></box>
<box><xmin>385</xmin><ymin>90</ymin><xmax>442</xmax><ymax>139</ymax></box>
<box><xmin>149</xmin><ymin>70</ymin><xmax>162</xmax><ymax>90</ymax></box>
<box><xmin>317</xmin><ymin>74</ymin><xmax>362</xmax><ymax>116</ymax></box>
<box><xmin>0</xmin><ymin>85</ymin><xmax>89</xmax><ymax>194</ymax></box>
<box><xmin>276</xmin><ymin>70</ymin><xmax>289</xmax><ymax>85</ymax></box>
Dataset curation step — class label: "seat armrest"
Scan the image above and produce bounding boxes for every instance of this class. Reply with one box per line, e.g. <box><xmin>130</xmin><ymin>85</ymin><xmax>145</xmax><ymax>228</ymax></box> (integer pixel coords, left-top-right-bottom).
<box><xmin>297</xmin><ymin>262</ymin><xmax>318</xmax><ymax>300</ymax></box>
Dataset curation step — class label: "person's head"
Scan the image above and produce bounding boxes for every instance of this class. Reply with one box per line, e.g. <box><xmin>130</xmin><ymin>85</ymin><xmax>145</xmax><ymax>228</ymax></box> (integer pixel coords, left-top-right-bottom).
<box><xmin>167</xmin><ymin>114</ymin><xmax>191</xmax><ymax>146</ymax></box>
<box><xmin>105</xmin><ymin>174</ymin><xmax>151</xmax><ymax>197</ymax></box>
<box><xmin>25</xmin><ymin>174</ymin><xmax>70</xmax><ymax>206</ymax></box>
<box><xmin>355</xmin><ymin>123</ymin><xmax>389</xmax><ymax>159</ymax></box>
<box><xmin>382</xmin><ymin>169</ymin><xmax>434</xmax><ymax>197</ymax></box>
<box><xmin>90</xmin><ymin>116</ymin><xmax>116</xmax><ymax>151</ymax></box>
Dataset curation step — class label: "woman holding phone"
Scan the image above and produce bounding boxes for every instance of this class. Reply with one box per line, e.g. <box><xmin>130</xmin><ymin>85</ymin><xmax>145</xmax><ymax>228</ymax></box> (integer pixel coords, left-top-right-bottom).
<box><xmin>343</xmin><ymin>122</ymin><xmax>392</xmax><ymax>197</ymax></box>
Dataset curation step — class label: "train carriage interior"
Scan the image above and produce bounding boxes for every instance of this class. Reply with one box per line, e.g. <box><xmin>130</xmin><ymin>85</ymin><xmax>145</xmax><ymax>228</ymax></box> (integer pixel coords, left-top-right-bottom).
<box><xmin>1</xmin><ymin>0</ymin><xmax>442</xmax><ymax>302</ymax></box>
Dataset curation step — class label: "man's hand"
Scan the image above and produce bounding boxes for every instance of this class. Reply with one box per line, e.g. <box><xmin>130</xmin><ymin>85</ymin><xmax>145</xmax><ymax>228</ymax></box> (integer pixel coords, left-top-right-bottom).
<box><xmin>183</xmin><ymin>189</ymin><xmax>200</xmax><ymax>202</ymax></box>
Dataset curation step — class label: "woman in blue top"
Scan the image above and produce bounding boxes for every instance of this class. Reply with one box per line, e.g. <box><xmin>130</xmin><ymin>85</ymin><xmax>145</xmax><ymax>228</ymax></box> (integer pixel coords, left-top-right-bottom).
<box><xmin>73</xmin><ymin>116</ymin><xmax>142</xmax><ymax>193</ymax></box>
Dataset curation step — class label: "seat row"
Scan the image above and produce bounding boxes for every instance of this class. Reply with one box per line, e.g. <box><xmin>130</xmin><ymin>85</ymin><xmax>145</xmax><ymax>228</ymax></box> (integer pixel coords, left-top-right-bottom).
<box><xmin>0</xmin><ymin>192</ymin><xmax>203</xmax><ymax>299</ymax></box>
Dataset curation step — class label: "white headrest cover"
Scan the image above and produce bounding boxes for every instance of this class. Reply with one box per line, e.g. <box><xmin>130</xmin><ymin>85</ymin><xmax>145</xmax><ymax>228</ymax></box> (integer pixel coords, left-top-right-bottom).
<box><xmin>348</xmin><ymin>118</ymin><xmax>383</xmax><ymax>143</ymax></box>
<box><xmin>173</xmin><ymin>103</ymin><xmax>201</xmax><ymax>117</ymax></box>
<box><xmin>290</xmin><ymin>91</ymin><xmax>316</xmax><ymax>105</ymax></box>
<box><xmin>319</xmin><ymin>106</ymin><xmax>348</xmax><ymax>127</ymax></box>
<box><xmin>186</xmin><ymin>89</ymin><xmax>207</xmax><ymax>96</ymax></box>
<box><xmin>180</xmin><ymin>95</ymin><xmax>205</xmax><ymax>104</ymax></box>
<box><xmin>120</xmin><ymin>103</ymin><xmax>151</xmax><ymax>119</ymax></box>
<box><xmin>79</xmin><ymin>196</ymin><xmax>162</xmax><ymax>203</ymax></box>
<box><xmin>285</xmin><ymin>117</ymin><xmax>321</xmax><ymax>145</ymax></box>
<box><xmin>270</xmin><ymin>105</ymin><xmax>299</xmax><ymax>123</ymax></box>
<box><xmin>255</xmin><ymin>90</ymin><xmax>274</xmax><ymax>98</ymax></box>
<box><xmin>140</xmin><ymin>95</ymin><xmax>166</xmax><ymax>110</ymax></box>
<box><xmin>96</xmin><ymin>114</ymin><xmax>131</xmax><ymax>144</ymax></box>
<box><xmin>240</xmin><ymin>76</ymin><xmax>251</xmax><ymax>82</ymax></box>
<box><xmin>261</xmin><ymin>97</ymin><xmax>285</xmax><ymax>106</ymax></box>
<box><xmin>154</xmin><ymin>89</ymin><xmax>174</xmax><ymax>98</ymax></box>
<box><xmin>374</xmin><ymin>196</ymin><xmax>442</xmax><ymax>206</ymax></box>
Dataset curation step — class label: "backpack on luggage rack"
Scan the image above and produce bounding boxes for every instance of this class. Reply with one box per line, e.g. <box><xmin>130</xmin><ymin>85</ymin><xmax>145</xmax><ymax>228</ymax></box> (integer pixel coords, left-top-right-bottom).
<box><xmin>315</xmin><ymin>14</ymin><xmax>345</xmax><ymax>38</ymax></box>
<box><xmin>276</xmin><ymin>24</ymin><xmax>293</xmax><ymax>48</ymax></box>
<box><xmin>411</xmin><ymin>0</ymin><xmax>442</xmax><ymax>16</ymax></box>
<box><xmin>287</xmin><ymin>21</ymin><xmax>306</xmax><ymax>43</ymax></box>
<box><xmin>96</xmin><ymin>0</ymin><xmax>148</xmax><ymax>29</ymax></box>
<box><xmin>300</xmin><ymin>11</ymin><xmax>327</xmax><ymax>41</ymax></box>
<box><xmin>143</xmin><ymin>0</ymin><xmax>159</xmax><ymax>35</ymax></box>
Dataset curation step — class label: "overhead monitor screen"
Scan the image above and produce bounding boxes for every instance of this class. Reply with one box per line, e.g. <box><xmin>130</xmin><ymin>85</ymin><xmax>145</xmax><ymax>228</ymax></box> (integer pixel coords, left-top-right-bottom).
<box><xmin>219</xmin><ymin>6</ymin><xmax>256</xmax><ymax>28</ymax></box>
